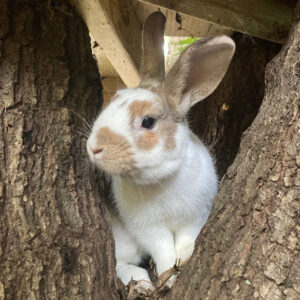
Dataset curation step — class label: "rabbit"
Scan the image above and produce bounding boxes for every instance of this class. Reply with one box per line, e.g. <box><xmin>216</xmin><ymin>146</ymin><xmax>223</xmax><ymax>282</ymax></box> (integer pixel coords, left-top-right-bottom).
<box><xmin>86</xmin><ymin>11</ymin><xmax>235</xmax><ymax>291</ymax></box>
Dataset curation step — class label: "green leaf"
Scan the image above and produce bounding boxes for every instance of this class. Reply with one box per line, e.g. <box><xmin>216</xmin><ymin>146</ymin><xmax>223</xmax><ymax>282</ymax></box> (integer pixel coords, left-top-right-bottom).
<box><xmin>170</xmin><ymin>37</ymin><xmax>199</xmax><ymax>54</ymax></box>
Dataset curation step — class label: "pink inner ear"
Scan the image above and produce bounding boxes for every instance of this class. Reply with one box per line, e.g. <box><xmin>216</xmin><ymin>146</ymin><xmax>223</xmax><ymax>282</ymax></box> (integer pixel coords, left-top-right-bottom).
<box><xmin>163</xmin><ymin>37</ymin><xmax>235</xmax><ymax>115</ymax></box>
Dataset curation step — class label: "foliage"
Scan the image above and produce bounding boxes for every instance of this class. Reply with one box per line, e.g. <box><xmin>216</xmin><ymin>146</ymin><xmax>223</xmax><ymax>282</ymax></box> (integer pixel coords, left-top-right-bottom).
<box><xmin>170</xmin><ymin>37</ymin><xmax>199</xmax><ymax>55</ymax></box>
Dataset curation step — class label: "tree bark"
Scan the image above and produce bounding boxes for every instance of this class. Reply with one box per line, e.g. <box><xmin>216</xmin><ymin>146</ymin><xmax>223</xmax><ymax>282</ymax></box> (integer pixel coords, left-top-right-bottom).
<box><xmin>167</xmin><ymin>3</ymin><xmax>300</xmax><ymax>300</ymax></box>
<box><xmin>1</xmin><ymin>0</ymin><xmax>299</xmax><ymax>300</ymax></box>
<box><xmin>0</xmin><ymin>0</ymin><xmax>123</xmax><ymax>299</ymax></box>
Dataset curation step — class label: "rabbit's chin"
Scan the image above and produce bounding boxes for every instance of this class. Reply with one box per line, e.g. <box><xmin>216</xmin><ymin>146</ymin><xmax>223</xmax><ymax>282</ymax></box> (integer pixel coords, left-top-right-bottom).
<box><xmin>118</xmin><ymin>158</ymin><xmax>182</xmax><ymax>186</ymax></box>
<box><xmin>91</xmin><ymin>160</ymin><xmax>136</xmax><ymax>177</ymax></box>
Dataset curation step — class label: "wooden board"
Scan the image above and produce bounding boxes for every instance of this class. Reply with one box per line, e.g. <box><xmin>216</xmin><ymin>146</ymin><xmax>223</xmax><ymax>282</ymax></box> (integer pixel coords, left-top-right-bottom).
<box><xmin>138</xmin><ymin>0</ymin><xmax>294</xmax><ymax>43</ymax></box>
<box><xmin>132</xmin><ymin>0</ymin><xmax>232</xmax><ymax>37</ymax></box>
<box><xmin>70</xmin><ymin>0</ymin><xmax>142</xmax><ymax>87</ymax></box>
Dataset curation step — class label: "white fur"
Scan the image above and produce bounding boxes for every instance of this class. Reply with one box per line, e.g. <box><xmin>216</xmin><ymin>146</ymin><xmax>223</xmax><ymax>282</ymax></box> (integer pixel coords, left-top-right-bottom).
<box><xmin>87</xmin><ymin>88</ymin><xmax>218</xmax><ymax>288</ymax></box>
<box><xmin>87</xmin><ymin>33</ymin><xmax>235</xmax><ymax>288</ymax></box>
<box><xmin>112</xmin><ymin>129</ymin><xmax>217</xmax><ymax>276</ymax></box>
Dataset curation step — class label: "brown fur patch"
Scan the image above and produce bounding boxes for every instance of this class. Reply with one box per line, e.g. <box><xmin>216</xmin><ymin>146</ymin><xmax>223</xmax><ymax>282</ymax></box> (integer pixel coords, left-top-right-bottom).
<box><xmin>129</xmin><ymin>100</ymin><xmax>154</xmax><ymax>122</ymax></box>
<box><xmin>129</xmin><ymin>99</ymin><xmax>176</xmax><ymax>151</ymax></box>
<box><xmin>136</xmin><ymin>131</ymin><xmax>158</xmax><ymax>150</ymax></box>
<box><xmin>159</xmin><ymin>122</ymin><xmax>177</xmax><ymax>151</ymax></box>
<box><xmin>96</xmin><ymin>127</ymin><xmax>134</xmax><ymax>174</ymax></box>
<box><xmin>129</xmin><ymin>99</ymin><xmax>165</xmax><ymax>122</ymax></box>
<box><xmin>129</xmin><ymin>100</ymin><xmax>163</xmax><ymax>151</ymax></box>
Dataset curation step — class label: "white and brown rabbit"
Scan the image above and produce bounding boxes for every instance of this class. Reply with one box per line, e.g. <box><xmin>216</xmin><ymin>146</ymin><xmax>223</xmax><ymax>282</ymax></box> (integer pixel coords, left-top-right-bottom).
<box><xmin>87</xmin><ymin>12</ymin><xmax>235</xmax><ymax>290</ymax></box>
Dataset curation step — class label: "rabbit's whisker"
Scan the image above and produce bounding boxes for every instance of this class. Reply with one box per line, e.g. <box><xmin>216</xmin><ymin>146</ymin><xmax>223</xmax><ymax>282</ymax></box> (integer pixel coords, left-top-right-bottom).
<box><xmin>68</xmin><ymin>109</ymin><xmax>93</xmax><ymax>130</ymax></box>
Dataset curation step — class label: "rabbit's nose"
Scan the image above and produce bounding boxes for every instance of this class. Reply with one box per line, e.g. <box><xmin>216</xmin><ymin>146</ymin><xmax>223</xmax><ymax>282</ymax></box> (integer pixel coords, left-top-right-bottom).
<box><xmin>92</xmin><ymin>148</ymin><xmax>103</xmax><ymax>155</ymax></box>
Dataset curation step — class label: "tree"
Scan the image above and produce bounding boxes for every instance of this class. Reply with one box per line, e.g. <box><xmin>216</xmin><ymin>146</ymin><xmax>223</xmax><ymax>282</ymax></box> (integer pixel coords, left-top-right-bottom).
<box><xmin>0</xmin><ymin>0</ymin><xmax>299</xmax><ymax>299</ymax></box>
<box><xmin>167</xmin><ymin>3</ymin><xmax>300</xmax><ymax>299</ymax></box>
<box><xmin>0</xmin><ymin>0</ymin><xmax>123</xmax><ymax>298</ymax></box>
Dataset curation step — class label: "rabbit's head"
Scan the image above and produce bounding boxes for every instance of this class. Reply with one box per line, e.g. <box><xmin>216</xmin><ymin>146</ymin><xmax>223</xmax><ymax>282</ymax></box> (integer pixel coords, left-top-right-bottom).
<box><xmin>87</xmin><ymin>12</ymin><xmax>235</xmax><ymax>183</ymax></box>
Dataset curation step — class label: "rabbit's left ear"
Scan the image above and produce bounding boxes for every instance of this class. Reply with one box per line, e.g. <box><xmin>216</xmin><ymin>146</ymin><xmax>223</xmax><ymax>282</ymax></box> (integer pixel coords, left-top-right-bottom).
<box><xmin>139</xmin><ymin>11</ymin><xmax>166</xmax><ymax>88</ymax></box>
<box><xmin>163</xmin><ymin>36</ymin><xmax>235</xmax><ymax>118</ymax></box>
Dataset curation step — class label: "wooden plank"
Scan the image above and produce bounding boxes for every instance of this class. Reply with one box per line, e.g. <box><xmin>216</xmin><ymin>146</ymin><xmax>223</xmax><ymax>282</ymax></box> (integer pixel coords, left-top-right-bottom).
<box><xmin>138</xmin><ymin>0</ymin><xmax>294</xmax><ymax>43</ymax></box>
<box><xmin>92</xmin><ymin>42</ymin><xmax>120</xmax><ymax>77</ymax></box>
<box><xmin>102</xmin><ymin>77</ymin><xmax>126</xmax><ymax>108</ymax></box>
<box><xmin>132</xmin><ymin>0</ymin><xmax>232</xmax><ymax>37</ymax></box>
<box><xmin>70</xmin><ymin>0</ymin><xmax>142</xmax><ymax>87</ymax></box>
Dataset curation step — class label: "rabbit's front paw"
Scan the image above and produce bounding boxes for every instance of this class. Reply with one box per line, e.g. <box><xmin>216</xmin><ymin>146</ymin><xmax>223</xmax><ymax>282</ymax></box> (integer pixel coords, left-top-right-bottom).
<box><xmin>130</xmin><ymin>279</ymin><xmax>155</xmax><ymax>294</ymax></box>
<box><xmin>175</xmin><ymin>240</ymin><xmax>195</xmax><ymax>263</ymax></box>
<box><xmin>157</xmin><ymin>261</ymin><xmax>181</xmax><ymax>289</ymax></box>
<box><xmin>117</xmin><ymin>263</ymin><xmax>154</xmax><ymax>292</ymax></box>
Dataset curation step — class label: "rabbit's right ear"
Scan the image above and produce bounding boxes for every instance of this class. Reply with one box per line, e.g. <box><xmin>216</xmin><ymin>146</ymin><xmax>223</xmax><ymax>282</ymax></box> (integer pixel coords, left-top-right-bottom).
<box><xmin>139</xmin><ymin>11</ymin><xmax>166</xmax><ymax>88</ymax></box>
<box><xmin>163</xmin><ymin>36</ymin><xmax>235</xmax><ymax>119</ymax></box>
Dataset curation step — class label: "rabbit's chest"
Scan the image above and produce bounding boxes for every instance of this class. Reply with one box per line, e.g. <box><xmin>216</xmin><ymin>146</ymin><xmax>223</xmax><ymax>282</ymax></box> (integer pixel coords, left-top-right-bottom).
<box><xmin>113</xmin><ymin>179</ymin><xmax>195</xmax><ymax>226</ymax></box>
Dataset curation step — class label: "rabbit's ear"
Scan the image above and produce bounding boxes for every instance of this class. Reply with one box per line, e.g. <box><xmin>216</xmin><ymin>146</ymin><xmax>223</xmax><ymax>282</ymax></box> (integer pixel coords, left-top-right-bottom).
<box><xmin>163</xmin><ymin>36</ymin><xmax>235</xmax><ymax>118</ymax></box>
<box><xmin>139</xmin><ymin>12</ymin><xmax>166</xmax><ymax>88</ymax></box>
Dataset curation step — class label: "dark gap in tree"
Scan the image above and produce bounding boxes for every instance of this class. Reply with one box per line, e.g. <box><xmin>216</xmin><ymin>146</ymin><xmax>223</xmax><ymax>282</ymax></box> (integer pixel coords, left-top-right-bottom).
<box><xmin>189</xmin><ymin>33</ymin><xmax>281</xmax><ymax>179</ymax></box>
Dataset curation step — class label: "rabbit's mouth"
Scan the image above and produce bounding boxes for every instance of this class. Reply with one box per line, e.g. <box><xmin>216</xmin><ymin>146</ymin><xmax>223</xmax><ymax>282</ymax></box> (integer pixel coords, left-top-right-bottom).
<box><xmin>87</xmin><ymin>126</ymin><xmax>136</xmax><ymax>175</ymax></box>
<box><xmin>87</xmin><ymin>145</ymin><xmax>136</xmax><ymax>176</ymax></box>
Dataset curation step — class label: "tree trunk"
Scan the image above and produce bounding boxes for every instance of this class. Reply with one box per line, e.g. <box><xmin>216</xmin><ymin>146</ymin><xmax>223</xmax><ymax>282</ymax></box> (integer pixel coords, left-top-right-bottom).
<box><xmin>0</xmin><ymin>0</ymin><xmax>123</xmax><ymax>299</ymax></box>
<box><xmin>1</xmin><ymin>0</ymin><xmax>299</xmax><ymax>299</ymax></box>
<box><xmin>167</xmin><ymin>3</ymin><xmax>300</xmax><ymax>300</ymax></box>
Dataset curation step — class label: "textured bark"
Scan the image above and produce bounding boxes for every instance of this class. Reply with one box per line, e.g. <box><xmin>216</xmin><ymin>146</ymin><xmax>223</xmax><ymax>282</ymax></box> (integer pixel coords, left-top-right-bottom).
<box><xmin>0</xmin><ymin>0</ymin><xmax>123</xmax><ymax>299</ymax></box>
<box><xmin>167</xmin><ymin>3</ymin><xmax>300</xmax><ymax>300</ymax></box>
<box><xmin>1</xmin><ymin>1</ymin><xmax>299</xmax><ymax>299</ymax></box>
<box><xmin>191</xmin><ymin>33</ymin><xmax>280</xmax><ymax>178</ymax></box>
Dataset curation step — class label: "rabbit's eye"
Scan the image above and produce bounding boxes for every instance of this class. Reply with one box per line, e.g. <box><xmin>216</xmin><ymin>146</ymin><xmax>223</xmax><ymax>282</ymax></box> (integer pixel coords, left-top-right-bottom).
<box><xmin>142</xmin><ymin>117</ymin><xmax>156</xmax><ymax>129</ymax></box>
